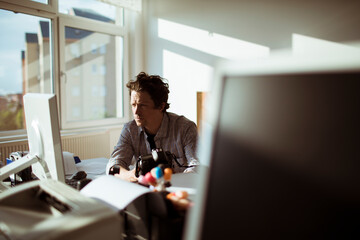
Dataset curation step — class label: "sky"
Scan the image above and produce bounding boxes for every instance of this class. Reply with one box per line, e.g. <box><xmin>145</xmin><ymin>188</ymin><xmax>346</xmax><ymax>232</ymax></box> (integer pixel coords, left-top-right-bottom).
<box><xmin>0</xmin><ymin>10</ymin><xmax>41</xmax><ymax>95</ymax></box>
<box><xmin>0</xmin><ymin>0</ymin><xmax>115</xmax><ymax>96</ymax></box>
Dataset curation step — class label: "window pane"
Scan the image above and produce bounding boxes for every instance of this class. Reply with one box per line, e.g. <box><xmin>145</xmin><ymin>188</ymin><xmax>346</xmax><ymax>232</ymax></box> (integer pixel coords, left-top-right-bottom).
<box><xmin>64</xmin><ymin>26</ymin><xmax>123</xmax><ymax>122</ymax></box>
<box><xmin>31</xmin><ymin>0</ymin><xmax>48</xmax><ymax>4</ymax></box>
<box><xmin>0</xmin><ymin>10</ymin><xmax>52</xmax><ymax>131</ymax></box>
<box><xmin>59</xmin><ymin>0</ymin><xmax>124</xmax><ymax>25</ymax></box>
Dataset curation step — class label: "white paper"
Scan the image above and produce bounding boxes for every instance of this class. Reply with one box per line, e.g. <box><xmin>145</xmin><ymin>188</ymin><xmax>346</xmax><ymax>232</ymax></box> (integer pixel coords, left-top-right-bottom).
<box><xmin>75</xmin><ymin>158</ymin><xmax>108</xmax><ymax>177</ymax></box>
<box><xmin>80</xmin><ymin>175</ymin><xmax>150</xmax><ymax>210</ymax></box>
<box><xmin>63</xmin><ymin>151</ymin><xmax>77</xmax><ymax>176</ymax></box>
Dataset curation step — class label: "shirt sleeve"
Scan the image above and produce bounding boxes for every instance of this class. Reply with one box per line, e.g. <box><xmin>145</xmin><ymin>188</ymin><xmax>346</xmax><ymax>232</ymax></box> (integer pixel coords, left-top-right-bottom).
<box><xmin>182</xmin><ymin>121</ymin><xmax>199</xmax><ymax>166</ymax></box>
<box><xmin>107</xmin><ymin>123</ymin><xmax>135</xmax><ymax>171</ymax></box>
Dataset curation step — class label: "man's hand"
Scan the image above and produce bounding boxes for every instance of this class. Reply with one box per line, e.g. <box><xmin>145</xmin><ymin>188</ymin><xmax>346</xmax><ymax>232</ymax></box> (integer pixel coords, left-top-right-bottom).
<box><xmin>114</xmin><ymin>167</ymin><xmax>138</xmax><ymax>182</ymax></box>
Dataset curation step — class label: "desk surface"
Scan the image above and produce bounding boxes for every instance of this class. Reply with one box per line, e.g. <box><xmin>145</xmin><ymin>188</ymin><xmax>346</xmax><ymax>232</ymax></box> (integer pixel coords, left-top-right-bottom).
<box><xmin>167</xmin><ymin>173</ymin><xmax>198</xmax><ymax>200</ymax></box>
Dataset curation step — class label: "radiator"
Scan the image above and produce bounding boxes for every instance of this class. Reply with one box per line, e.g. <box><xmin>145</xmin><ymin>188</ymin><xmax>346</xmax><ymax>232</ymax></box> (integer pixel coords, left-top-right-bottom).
<box><xmin>0</xmin><ymin>140</ymin><xmax>29</xmax><ymax>165</ymax></box>
<box><xmin>0</xmin><ymin>129</ymin><xmax>121</xmax><ymax>165</ymax></box>
<box><xmin>61</xmin><ymin>132</ymin><xmax>110</xmax><ymax>160</ymax></box>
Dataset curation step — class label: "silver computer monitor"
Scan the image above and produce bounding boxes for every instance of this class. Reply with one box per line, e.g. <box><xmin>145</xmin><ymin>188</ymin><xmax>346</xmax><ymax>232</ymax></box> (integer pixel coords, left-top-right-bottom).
<box><xmin>184</xmin><ymin>56</ymin><xmax>360</xmax><ymax>239</ymax></box>
<box><xmin>0</xmin><ymin>93</ymin><xmax>65</xmax><ymax>190</ymax></box>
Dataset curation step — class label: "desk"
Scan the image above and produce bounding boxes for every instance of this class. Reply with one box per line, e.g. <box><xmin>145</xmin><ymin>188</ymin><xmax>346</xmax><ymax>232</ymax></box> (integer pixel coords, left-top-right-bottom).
<box><xmin>167</xmin><ymin>172</ymin><xmax>198</xmax><ymax>200</ymax></box>
<box><xmin>80</xmin><ymin>173</ymin><xmax>198</xmax><ymax>210</ymax></box>
<box><xmin>0</xmin><ymin>173</ymin><xmax>196</xmax><ymax>240</ymax></box>
<box><xmin>81</xmin><ymin>174</ymin><xmax>195</xmax><ymax>240</ymax></box>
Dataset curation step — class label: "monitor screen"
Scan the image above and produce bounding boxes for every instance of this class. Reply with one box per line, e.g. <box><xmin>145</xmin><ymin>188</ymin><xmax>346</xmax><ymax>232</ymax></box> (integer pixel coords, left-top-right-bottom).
<box><xmin>23</xmin><ymin>93</ymin><xmax>65</xmax><ymax>182</ymax></box>
<box><xmin>184</xmin><ymin>57</ymin><xmax>360</xmax><ymax>239</ymax></box>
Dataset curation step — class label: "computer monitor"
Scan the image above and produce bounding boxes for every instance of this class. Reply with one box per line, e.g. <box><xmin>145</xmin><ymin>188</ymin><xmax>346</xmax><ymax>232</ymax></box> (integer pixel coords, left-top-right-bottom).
<box><xmin>184</xmin><ymin>56</ymin><xmax>360</xmax><ymax>239</ymax></box>
<box><xmin>0</xmin><ymin>93</ymin><xmax>65</xmax><ymax>190</ymax></box>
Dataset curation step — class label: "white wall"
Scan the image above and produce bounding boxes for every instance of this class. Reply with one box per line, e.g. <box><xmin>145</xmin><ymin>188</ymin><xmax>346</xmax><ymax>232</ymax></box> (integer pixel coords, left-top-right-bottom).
<box><xmin>142</xmin><ymin>0</ymin><xmax>360</xmax><ymax>122</ymax></box>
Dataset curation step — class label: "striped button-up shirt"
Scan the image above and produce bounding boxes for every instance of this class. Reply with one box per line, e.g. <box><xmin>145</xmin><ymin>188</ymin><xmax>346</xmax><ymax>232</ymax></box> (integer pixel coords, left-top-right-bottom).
<box><xmin>108</xmin><ymin>112</ymin><xmax>199</xmax><ymax>173</ymax></box>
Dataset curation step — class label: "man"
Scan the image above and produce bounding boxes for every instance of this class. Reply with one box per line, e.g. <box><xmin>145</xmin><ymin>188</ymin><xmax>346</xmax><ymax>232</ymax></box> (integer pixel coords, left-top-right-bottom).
<box><xmin>107</xmin><ymin>72</ymin><xmax>199</xmax><ymax>182</ymax></box>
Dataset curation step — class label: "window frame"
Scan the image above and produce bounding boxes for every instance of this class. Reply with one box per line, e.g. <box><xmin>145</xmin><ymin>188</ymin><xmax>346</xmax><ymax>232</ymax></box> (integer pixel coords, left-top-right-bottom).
<box><xmin>58</xmin><ymin>13</ymin><xmax>130</xmax><ymax>129</ymax></box>
<box><xmin>0</xmin><ymin>1</ymin><xmax>57</xmax><ymax>140</ymax></box>
<box><xmin>0</xmin><ymin>0</ymin><xmax>57</xmax><ymax>13</ymax></box>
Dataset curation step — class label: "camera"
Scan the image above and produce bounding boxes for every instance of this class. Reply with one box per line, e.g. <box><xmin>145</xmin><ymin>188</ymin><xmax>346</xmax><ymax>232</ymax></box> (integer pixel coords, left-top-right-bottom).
<box><xmin>135</xmin><ymin>148</ymin><xmax>174</xmax><ymax>177</ymax></box>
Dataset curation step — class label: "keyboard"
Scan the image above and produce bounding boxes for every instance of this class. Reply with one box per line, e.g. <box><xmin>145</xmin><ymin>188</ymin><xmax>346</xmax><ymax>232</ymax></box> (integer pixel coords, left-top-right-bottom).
<box><xmin>65</xmin><ymin>178</ymin><xmax>80</xmax><ymax>189</ymax></box>
<box><xmin>65</xmin><ymin>171</ymin><xmax>92</xmax><ymax>190</ymax></box>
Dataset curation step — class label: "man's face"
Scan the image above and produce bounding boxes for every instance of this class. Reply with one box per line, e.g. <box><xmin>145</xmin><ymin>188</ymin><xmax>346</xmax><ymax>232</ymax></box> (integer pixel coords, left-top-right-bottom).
<box><xmin>130</xmin><ymin>90</ymin><xmax>164</xmax><ymax>131</ymax></box>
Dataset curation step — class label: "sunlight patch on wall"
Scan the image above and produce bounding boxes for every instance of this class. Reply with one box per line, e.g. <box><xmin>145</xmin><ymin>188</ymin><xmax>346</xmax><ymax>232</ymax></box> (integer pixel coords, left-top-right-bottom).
<box><xmin>158</xmin><ymin>19</ymin><xmax>270</xmax><ymax>60</ymax></box>
<box><xmin>163</xmin><ymin>50</ymin><xmax>213</xmax><ymax>123</ymax></box>
<box><xmin>292</xmin><ymin>34</ymin><xmax>360</xmax><ymax>58</ymax></box>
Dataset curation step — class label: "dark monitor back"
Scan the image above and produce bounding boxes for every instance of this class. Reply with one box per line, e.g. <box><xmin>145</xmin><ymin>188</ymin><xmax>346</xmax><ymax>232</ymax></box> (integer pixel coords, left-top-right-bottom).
<box><xmin>185</xmin><ymin>60</ymin><xmax>360</xmax><ymax>239</ymax></box>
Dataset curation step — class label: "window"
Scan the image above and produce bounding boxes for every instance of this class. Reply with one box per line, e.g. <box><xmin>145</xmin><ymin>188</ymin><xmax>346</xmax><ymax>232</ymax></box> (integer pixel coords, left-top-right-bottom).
<box><xmin>60</xmin><ymin>22</ymin><xmax>124</xmax><ymax>127</ymax></box>
<box><xmin>91</xmin><ymin>43</ymin><xmax>98</xmax><ymax>54</ymax></box>
<box><xmin>0</xmin><ymin>10</ymin><xmax>52</xmax><ymax>131</ymax></box>
<box><xmin>100</xmin><ymin>65</ymin><xmax>107</xmax><ymax>75</ymax></box>
<box><xmin>70</xmin><ymin>44</ymin><xmax>81</xmax><ymax>58</ymax></box>
<box><xmin>100</xmin><ymin>44</ymin><xmax>107</xmax><ymax>54</ymax></box>
<box><xmin>92</xmin><ymin>64</ymin><xmax>98</xmax><ymax>74</ymax></box>
<box><xmin>59</xmin><ymin>0</ymin><xmax>123</xmax><ymax>25</ymax></box>
<box><xmin>31</xmin><ymin>0</ymin><xmax>48</xmax><ymax>4</ymax></box>
<box><xmin>0</xmin><ymin>0</ymin><xmax>129</xmax><ymax>136</ymax></box>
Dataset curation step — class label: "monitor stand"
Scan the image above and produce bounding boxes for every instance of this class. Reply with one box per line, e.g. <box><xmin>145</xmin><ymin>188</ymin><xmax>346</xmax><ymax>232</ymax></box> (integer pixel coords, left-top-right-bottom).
<box><xmin>0</xmin><ymin>120</ymin><xmax>50</xmax><ymax>192</ymax></box>
<box><xmin>0</xmin><ymin>153</ymin><xmax>50</xmax><ymax>192</ymax></box>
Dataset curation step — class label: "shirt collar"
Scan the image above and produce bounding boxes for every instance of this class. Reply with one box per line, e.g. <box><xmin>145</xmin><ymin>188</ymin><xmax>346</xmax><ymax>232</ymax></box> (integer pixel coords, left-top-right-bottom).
<box><xmin>137</xmin><ymin>112</ymin><xmax>169</xmax><ymax>139</ymax></box>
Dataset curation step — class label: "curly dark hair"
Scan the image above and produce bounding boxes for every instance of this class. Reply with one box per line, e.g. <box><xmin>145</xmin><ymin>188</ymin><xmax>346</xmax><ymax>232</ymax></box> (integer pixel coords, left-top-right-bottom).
<box><xmin>126</xmin><ymin>72</ymin><xmax>170</xmax><ymax>112</ymax></box>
